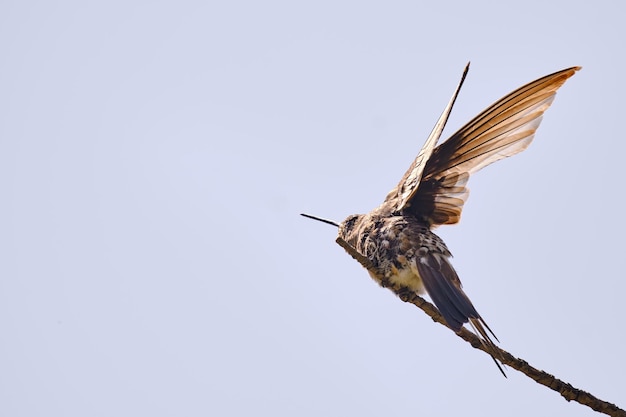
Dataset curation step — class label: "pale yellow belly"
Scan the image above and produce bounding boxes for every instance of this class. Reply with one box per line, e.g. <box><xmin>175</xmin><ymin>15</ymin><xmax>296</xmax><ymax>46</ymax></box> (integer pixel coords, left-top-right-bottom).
<box><xmin>367</xmin><ymin>261</ymin><xmax>426</xmax><ymax>294</ymax></box>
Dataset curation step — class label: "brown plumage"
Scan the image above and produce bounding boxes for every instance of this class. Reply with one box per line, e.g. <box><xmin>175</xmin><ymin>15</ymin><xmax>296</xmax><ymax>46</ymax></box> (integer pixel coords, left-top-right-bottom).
<box><xmin>306</xmin><ymin>64</ymin><xmax>579</xmax><ymax>375</ymax></box>
<box><xmin>384</xmin><ymin>65</ymin><xmax>580</xmax><ymax>225</ymax></box>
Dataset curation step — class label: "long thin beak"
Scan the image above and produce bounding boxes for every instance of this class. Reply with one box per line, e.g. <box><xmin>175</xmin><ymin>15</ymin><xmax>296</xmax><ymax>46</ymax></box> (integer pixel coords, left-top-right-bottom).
<box><xmin>300</xmin><ymin>213</ymin><xmax>340</xmax><ymax>227</ymax></box>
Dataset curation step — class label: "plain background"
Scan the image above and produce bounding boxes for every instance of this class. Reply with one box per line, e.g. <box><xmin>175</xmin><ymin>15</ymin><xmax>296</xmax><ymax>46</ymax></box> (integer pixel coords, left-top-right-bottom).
<box><xmin>1</xmin><ymin>1</ymin><xmax>624</xmax><ymax>416</ymax></box>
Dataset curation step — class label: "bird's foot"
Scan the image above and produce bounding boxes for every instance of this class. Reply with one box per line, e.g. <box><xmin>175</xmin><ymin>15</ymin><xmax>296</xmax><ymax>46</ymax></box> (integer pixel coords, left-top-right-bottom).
<box><xmin>395</xmin><ymin>286</ymin><xmax>414</xmax><ymax>302</ymax></box>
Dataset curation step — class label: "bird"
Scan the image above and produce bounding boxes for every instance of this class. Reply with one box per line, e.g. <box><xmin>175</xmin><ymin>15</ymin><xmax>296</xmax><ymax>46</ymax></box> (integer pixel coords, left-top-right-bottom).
<box><xmin>302</xmin><ymin>64</ymin><xmax>580</xmax><ymax>374</ymax></box>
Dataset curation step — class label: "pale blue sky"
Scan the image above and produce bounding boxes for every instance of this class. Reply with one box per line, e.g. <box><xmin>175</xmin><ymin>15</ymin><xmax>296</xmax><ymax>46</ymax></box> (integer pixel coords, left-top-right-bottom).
<box><xmin>1</xmin><ymin>1</ymin><xmax>624</xmax><ymax>416</ymax></box>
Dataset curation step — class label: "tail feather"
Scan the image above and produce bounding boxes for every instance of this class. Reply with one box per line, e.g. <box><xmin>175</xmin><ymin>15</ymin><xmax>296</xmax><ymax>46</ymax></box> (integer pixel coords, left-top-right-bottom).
<box><xmin>414</xmin><ymin>252</ymin><xmax>506</xmax><ymax>376</ymax></box>
<box><xmin>469</xmin><ymin>318</ymin><xmax>506</xmax><ymax>377</ymax></box>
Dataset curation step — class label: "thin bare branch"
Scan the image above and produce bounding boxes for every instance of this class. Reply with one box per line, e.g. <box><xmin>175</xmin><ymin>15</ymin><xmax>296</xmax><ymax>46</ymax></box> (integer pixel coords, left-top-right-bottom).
<box><xmin>335</xmin><ymin>236</ymin><xmax>625</xmax><ymax>417</ymax></box>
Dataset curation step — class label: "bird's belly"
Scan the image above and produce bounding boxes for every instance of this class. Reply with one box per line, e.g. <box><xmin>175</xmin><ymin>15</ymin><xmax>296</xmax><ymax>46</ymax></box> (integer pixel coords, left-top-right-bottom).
<box><xmin>367</xmin><ymin>264</ymin><xmax>426</xmax><ymax>294</ymax></box>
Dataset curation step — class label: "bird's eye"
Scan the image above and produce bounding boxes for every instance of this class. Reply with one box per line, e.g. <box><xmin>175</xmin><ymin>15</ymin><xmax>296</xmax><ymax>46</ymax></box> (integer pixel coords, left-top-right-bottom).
<box><xmin>342</xmin><ymin>214</ymin><xmax>360</xmax><ymax>232</ymax></box>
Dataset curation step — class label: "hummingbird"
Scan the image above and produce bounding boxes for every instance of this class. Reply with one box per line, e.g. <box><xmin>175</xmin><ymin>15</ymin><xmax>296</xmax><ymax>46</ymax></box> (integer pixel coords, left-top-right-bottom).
<box><xmin>302</xmin><ymin>64</ymin><xmax>579</xmax><ymax>374</ymax></box>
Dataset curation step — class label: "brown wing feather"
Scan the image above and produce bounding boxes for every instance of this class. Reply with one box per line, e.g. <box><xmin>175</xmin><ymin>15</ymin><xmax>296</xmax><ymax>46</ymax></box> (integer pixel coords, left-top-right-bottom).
<box><xmin>384</xmin><ymin>64</ymin><xmax>470</xmax><ymax>209</ymax></box>
<box><xmin>414</xmin><ymin>251</ymin><xmax>505</xmax><ymax>375</ymax></box>
<box><xmin>401</xmin><ymin>66</ymin><xmax>580</xmax><ymax>225</ymax></box>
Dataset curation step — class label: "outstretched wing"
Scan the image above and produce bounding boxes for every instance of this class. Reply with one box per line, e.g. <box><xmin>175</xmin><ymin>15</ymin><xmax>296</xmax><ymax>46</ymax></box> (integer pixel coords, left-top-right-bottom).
<box><xmin>384</xmin><ymin>63</ymin><xmax>470</xmax><ymax>209</ymax></box>
<box><xmin>396</xmin><ymin>66</ymin><xmax>580</xmax><ymax>225</ymax></box>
